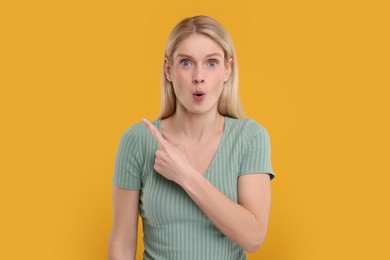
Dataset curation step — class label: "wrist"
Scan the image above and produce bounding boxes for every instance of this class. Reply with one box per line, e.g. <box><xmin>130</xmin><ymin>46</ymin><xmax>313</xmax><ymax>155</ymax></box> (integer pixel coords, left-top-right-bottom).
<box><xmin>179</xmin><ymin>167</ymin><xmax>203</xmax><ymax>193</ymax></box>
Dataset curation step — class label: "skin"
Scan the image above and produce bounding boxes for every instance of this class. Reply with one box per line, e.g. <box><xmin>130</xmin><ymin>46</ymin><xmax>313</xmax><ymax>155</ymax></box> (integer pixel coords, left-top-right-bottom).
<box><xmin>108</xmin><ymin>34</ymin><xmax>272</xmax><ymax>260</ymax></box>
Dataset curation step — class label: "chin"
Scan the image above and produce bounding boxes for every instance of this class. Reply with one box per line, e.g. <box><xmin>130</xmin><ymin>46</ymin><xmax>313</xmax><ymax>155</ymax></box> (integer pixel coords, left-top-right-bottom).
<box><xmin>177</xmin><ymin>98</ymin><xmax>219</xmax><ymax>115</ymax></box>
<box><xmin>186</xmin><ymin>105</ymin><xmax>217</xmax><ymax>115</ymax></box>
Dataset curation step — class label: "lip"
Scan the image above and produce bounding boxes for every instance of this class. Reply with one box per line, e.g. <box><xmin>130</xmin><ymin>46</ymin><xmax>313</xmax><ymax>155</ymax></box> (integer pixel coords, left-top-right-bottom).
<box><xmin>192</xmin><ymin>90</ymin><xmax>206</xmax><ymax>101</ymax></box>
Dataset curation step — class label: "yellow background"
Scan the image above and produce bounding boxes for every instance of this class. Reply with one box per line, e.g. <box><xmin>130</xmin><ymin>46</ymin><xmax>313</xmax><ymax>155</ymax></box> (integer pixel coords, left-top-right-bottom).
<box><xmin>1</xmin><ymin>0</ymin><xmax>389</xmax><ymax>259</ymax></box>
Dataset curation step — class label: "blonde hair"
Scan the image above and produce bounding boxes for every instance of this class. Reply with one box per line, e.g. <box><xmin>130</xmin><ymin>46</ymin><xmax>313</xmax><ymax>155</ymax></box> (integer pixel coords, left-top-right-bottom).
<box><xmin>158</xmin><ymin>15</ymin><xmax>244</xmax><ymax>119</ymax></box>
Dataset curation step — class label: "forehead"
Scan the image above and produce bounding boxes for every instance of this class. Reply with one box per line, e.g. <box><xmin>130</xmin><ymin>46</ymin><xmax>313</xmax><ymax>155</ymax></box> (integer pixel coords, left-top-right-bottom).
<box><xmin>173</xmin><ymin>34</ymin><xmax>224</xmax><ymax>60</ymax></box>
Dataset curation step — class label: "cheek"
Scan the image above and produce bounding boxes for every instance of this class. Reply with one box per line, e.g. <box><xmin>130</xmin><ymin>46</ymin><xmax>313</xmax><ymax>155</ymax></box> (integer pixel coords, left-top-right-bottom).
<box><xmin>211</xmin><ymin>71</ymin><xmax>227</xmax><ymax>85</ymax></box>
<box><xmin>171</xmin><ymin>70</ymin><xmax>188</xmax><ymax>84</ymax></box>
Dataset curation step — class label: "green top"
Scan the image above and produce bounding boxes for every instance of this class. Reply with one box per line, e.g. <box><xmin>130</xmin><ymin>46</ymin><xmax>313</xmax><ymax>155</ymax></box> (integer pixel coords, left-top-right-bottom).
<box><xmin>113</xmin><ymin>116</ymin><xmax>275</xmax><ymax>260</ymax></box>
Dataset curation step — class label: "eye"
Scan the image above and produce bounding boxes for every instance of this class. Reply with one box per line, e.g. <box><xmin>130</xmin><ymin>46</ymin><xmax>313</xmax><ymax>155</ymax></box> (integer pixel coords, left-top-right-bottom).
<box><xmin>179</xmin><ymin>59</ymin><xmax>192</xmax><ymax>67</ymax></box>
<box><xmin>207</xmin><ymin>59</ymin><xmax>219</xmax><ymax>67</ymax></box>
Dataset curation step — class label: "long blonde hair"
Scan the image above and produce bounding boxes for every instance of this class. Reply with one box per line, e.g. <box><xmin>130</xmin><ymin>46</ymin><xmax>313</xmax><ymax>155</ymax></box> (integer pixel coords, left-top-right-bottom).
<box><xmin>158</xmin><ymin>15</ymin><xmax>244</xmax><ymax>119</ymax></box>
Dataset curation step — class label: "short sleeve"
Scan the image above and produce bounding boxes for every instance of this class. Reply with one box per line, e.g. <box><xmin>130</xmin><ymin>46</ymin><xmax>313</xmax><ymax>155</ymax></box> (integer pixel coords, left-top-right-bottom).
<box><xmin>112</xmin><ymin>125</ymin><xmax>143</xmax><ymax>190</ymax></box>
<box><xmin>239</xmin><ymin>123</ymin><xmax>275</xmax><ymax>180</ymax></box>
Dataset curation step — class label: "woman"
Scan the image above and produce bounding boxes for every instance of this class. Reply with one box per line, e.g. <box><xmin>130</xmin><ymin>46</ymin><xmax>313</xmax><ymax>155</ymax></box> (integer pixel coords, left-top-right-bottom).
<box><xmin>108</xmin><ymin>15</ymin><xmax>275</xmax><ymax>260</ymax></box>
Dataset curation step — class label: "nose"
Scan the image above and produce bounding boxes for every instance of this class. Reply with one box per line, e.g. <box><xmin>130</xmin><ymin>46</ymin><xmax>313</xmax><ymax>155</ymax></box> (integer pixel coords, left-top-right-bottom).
<box><xmin>192</xmin><ymin>65</ymin><xmax>205</xmax><ymax>85</ymax></box>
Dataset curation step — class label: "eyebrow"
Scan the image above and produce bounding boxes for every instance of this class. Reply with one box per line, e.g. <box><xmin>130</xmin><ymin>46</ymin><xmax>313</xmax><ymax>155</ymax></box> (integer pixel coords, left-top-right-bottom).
<box><xmin>175</xmin><ymin>53</ymin><xmax>223</xmax><ymax>59</ymax></box>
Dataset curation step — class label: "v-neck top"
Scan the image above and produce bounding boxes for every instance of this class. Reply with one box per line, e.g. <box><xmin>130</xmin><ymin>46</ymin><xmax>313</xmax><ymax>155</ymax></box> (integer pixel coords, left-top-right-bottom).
<box><xmin>113</xmin><ymin>116</ymin><xmax>275</xmax><ymax>260</ymax></box>
<box><xmin>158</xmin><ymin>116</ymin><xmax>227</xmax><ymax>177</ymax></box>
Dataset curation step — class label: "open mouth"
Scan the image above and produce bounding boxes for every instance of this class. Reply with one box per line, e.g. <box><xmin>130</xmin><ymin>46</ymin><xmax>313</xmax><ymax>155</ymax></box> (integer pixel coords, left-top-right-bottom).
<box><xmin>192</xmin><ymin>90</ymin><xmax>206</xmax><ymax>101</ymax></box>
<box><xmin>193</xmin><ymin>90</ymin><xmax>206</xmax><ymax>96</ymax></box>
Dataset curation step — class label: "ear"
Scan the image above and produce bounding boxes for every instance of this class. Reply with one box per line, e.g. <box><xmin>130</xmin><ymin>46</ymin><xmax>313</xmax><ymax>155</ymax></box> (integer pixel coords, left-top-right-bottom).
<box><xmin>165</xmin><ymin>57</ymin><xmax>172</xmax><ymax>82</ymax></box>
<box><xmin>224</xmin><ymin>58</ymin><xmax>233</xmax><ymax>82</ymax></box>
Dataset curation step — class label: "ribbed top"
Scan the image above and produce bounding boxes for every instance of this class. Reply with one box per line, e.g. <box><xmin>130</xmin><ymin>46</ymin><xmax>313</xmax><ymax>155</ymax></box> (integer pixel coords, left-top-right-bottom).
<box><xmin>113</xmin><ymin>116</ymin><xmax>275</xmax><ymax>260</ymax></box>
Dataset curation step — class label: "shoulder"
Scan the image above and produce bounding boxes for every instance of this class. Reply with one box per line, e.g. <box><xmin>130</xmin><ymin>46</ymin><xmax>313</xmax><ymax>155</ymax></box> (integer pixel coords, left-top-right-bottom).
<box><xmin>119</xmin><ymin>119</ymin><xmax>160</xmax><ymax>145</ymax></box>
<box><xmin>121</xmin><ymin>119</ymin><xmax>160</xmax><ymax>136</ymax></box>
<box><xmin>227</xmin><ymin>117</ymin><xmax>269</xmax><ymax>141</ymax></box>
<box><xmin>120</xmin><ymin>121</ymin><xmax>144</xmax><ymax>139</ymax></box>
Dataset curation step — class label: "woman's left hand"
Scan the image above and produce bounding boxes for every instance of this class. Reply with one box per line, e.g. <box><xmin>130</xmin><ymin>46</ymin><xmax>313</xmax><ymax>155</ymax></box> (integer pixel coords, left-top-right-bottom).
<box><xmin>142</xmin><ymin>118</ymin><xmax>195</xmax><ymax>185</ymax></box>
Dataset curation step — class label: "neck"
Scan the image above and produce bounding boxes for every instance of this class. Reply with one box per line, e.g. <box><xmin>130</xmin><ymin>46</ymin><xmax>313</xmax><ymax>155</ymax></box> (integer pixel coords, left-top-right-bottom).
<box><xmin>169</xmin><ymin>108</ymin><xmax>225</xmax><ymax>142</ymax></box>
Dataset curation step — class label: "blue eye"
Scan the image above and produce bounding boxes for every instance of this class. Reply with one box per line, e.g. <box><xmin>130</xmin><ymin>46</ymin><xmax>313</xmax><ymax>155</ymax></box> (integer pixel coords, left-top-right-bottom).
<box><xmin>180</xmin><ymin>59</ymin><xmax>191</xmax><ymax>67</ymax></box>
<box><xmin>208</xmin><ymin>60</ymin><xmax>218</xmax><ymax>67</ymax></box>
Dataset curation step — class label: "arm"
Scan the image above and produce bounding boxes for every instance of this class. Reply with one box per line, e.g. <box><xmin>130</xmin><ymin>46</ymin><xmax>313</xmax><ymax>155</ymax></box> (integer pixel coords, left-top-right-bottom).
<box><xmin>108</xmin><ymin>185</ymin><xmax>139</xmax><ymax>260</ymax></box>
<box><xmin>181</xmin><ymin>171</ymin><xmax>272</xmax><ymax>253</ymax></box>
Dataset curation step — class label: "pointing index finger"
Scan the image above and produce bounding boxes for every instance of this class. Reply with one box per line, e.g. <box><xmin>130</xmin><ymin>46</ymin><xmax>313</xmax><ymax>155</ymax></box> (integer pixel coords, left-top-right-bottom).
<box><xmin>142</xmin><ymin>118</ymin><xmax>167</xmax><ymax>146</ymax></box>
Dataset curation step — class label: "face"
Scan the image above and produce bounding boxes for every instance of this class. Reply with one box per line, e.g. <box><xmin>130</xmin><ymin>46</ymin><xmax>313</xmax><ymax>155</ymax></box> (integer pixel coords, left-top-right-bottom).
<box><xmin>165</xmin><ymin>33</ymin><xmax>232</xmax><ymax>116</ymax></box>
